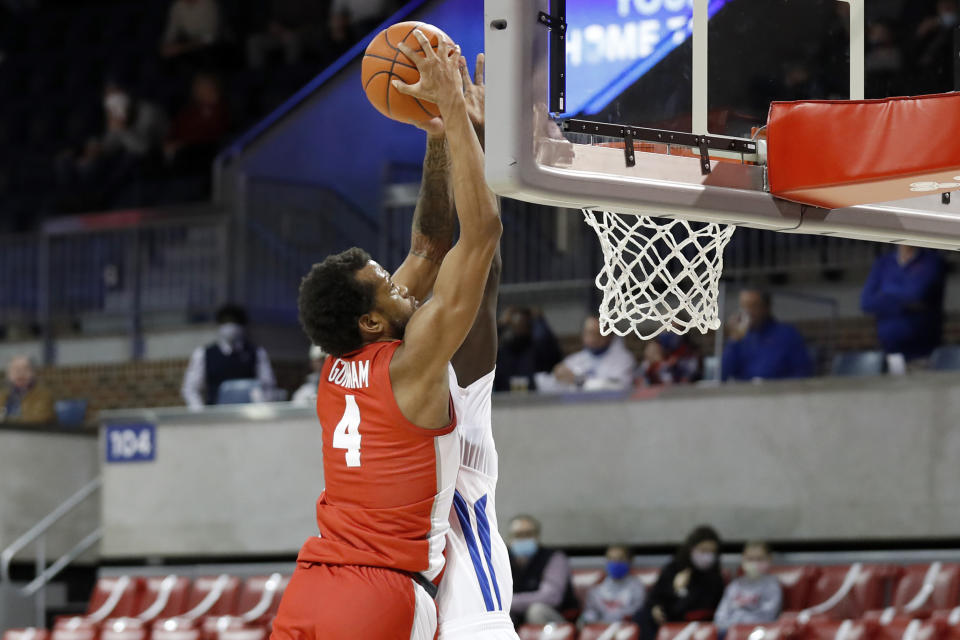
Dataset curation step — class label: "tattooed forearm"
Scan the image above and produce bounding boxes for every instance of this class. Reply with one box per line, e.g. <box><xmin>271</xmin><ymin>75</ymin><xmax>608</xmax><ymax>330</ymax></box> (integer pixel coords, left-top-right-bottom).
<box><xmin>410</xmin><ymin>135</ymin><xmax>455</xmax><ymax>263</ymax></box>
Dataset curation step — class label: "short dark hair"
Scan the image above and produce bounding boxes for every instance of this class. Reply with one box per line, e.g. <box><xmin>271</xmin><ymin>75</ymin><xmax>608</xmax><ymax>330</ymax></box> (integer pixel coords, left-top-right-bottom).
<box><xmin>298</xmin><ymin>247</ymin><xmax>375</xmax><ymax>357</ymax></box>
<box><xmin>510</xmin><ymin>514</ymin><xmax>542</xmax><ymax>535</ymax></box>
<box><xmin>215</xmin><ymin>304</ymin><xmax>248</xmax><ymax>326</ymax></box>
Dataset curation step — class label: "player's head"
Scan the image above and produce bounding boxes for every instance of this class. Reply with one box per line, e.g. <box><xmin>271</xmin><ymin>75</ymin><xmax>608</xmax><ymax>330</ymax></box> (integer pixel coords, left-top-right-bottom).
<box><xmin>741</xmin><ymin>540</ymin><xmax>772</xmax><ymax>578</ymax></box>
<box><xmin>678</xmin><ymin>524</ymin><xmax>721</xmax><ymax>572</ymax></box>
<box><xmin>582</xmin><ymin>315</ymin><xmax>612</xmax><ymax>355</ymax></box>
<box><xmin>605</xmin><ymin>544</ymin><xmax>633</xmax><ymax>580</ymax></box>
<box><xmin>299</xmin><ymin>248</ymin><xmax>418</xmax><ymax>357</ymax></box>
<box><xmin>738</xmin><ymin>288</ymin><xmax>772</xmax><ymax>329</ymax></box>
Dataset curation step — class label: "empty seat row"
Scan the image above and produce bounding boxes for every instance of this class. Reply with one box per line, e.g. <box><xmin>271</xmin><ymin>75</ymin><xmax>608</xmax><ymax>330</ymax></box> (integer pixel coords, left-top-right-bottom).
<box><xmin>571</xmin><ymin>563</ymin><xmax>960</xmax><ymax>620</ymax></box>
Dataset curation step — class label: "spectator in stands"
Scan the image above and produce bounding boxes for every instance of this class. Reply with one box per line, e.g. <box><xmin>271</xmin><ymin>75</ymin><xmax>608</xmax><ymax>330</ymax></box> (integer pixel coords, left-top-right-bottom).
<box><xmin>861</xmin><ymin>246</ymin><xmax>946</xmax><ymax>362</ymax></box>
<box><xmin>291</xmin><ymin>345</ymin><xmax>326</xmax><ymax>406</ymax></box>
<box><xmin>721</xmin><ymin>289</ymin><xmax>812</xmax><ymax>382</ymax></box>
<box><xmin>494</xmin><ymin>307</ymin><xmax>562</xmax><ymax>392</ymax></box>
<box><xmin>537</xmin><ymin>315</ymin><xmax>636</xmax><ymax>392</ymax></box>
<box><xmin>637</xmin><ymin>333</ymin><xmax>702</xmax><ymax>386</ymax></box>
<box><xmin>55</xmin><ymin>79</ymin><xmax>168</xmax><ymax>210</ymax></box>
<box><xmin>163</xmin><ymin>72</ymin><xmax>230</xmax><ymax>175</ymax></box>
<box><xmin>635</xmin><ymin>525</ymin><xmax>725</xmax><ymax>640</ymax></box>
<box><xmin>509</xmin><ymin>514</ymin><xmax>579</xmax><ymax>627</ymax></box>
<box><xmin>0</xmin><ymin>356</ymin><xmax>54</xmax><ymax>424</ymax></box>
<box><xmin>181</xmin><ymin>304</ymin><xmax>276</xmax><ymax>409</ymax></box>
<box><xmin>714</xmin><ymin>541</ymin><xmax>782</xmax><ymax>633</ymax></box>
<box><xmin>581</xmin><ymin>544</ymin><xmax>647</xmax><ymax>625</ymax></box>
<box><xmin>246</xmin><ymin>0</ymin><xmax>326</xmax><ymax>69</ymax></box>
<box><xmin>160</xmin><ymin>0</ymin><xmax>221</xmax><ymax>63</ymax></box>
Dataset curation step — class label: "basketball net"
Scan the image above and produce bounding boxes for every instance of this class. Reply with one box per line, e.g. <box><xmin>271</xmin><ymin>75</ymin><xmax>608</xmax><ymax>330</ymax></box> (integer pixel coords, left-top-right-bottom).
<box><xmin>582</xmin><ymin>209</ymin><xmax>735</xmax><ymax>339</ymax></box>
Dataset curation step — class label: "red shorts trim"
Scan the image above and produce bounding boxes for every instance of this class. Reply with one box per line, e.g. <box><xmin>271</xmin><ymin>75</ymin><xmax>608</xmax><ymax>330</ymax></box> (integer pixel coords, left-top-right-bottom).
<box><xmin>271</xmin><ymin>562</ymin><xmax>437</xmax><ymax>640</ymax></box>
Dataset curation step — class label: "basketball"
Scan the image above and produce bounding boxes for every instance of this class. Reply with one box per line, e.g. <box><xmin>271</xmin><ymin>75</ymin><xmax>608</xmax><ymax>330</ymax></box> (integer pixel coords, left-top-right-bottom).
<box><xmin>361</xmin><ymin>21</ymin><xmax>449</xmax><ymax>126</ymax></box>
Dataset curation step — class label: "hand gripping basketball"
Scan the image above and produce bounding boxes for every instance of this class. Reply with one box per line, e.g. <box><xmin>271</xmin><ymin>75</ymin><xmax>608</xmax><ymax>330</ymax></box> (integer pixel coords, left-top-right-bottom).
<box><xmin>393</xmin><ymin>31</ymin><xmax>463</xmax><ymax>115</ymax></box>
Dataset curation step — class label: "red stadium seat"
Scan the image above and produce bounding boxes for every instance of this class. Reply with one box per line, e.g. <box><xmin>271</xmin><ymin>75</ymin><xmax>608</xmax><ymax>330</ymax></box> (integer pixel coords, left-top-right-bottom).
<box><xmin>218</xmin><ymin>629</ymin><xmax>267</xmax><ymax>640</ymax></box>
<box><xmin>100</xmin><ymin>618</ymin><xmax>148</xmax><ymax>640</ymax></box>
<box><xmin>3</xmin><ymin>630</ymin><xmax>51</xmax><ymax>640</ymax></box>
<box><xmin>182</xmin><ymin>575</ymin><xmax>241</xmax><ymax>617</ymax></box>
<box><xmin>152</xmin><ymin>617</ymin><xmax>202</xmax><ymax>640</ymax></box>
<box><xmin>657</xmin><ymin>622</ymin><xmax>718</xmax><ymax>640</ymax></box>
<box><xmin>726</xmin><ymin>622</ymin><xmax>803</xmax><ymax>640</ymax></box>
<box><xmin>133</xmin><ymin>575</ymin><xmax>192</xmax><ymax>620</ymax></box>
<box><xmin>632</xmin><ymin>568</ymin><xmax>662</xmax><ymax>590</ymax></box>
<box><xmin>50</xmin><ymin>618</ymin><xmax>98</xmax><ymax>640</ymax></box>
<box><xmin>771</xmin><ymin>566</ymin><xmax>821</xmax><ymax>611</ymax></box>
<box><xmin>882</xmin><ymin>564</ymin><xmax>960</xmax><ymax>618</ymax></box>
<box><xmin>931</xmin><ymin>608</ymin><xmax>960</xmax><ymax>625</ymax></box>
<box><xmin>83</xmin><ymin>575</ymin><xmax>144</xmax><ymax>621</ymax></box>
<box><xmin>796</xmin><ymin>564</ymin><xmax>896</xmax><ymax>620</ymax></box>
<box><xmin>204</xmin><ymin>574</ymin><xmax>288</xmax><ymax>639</ymax></box>
<box><xmin>572</xmin><ymin>568</ymin><xmax>607</xmax><ymax>606</ymax></box>
<box><xmin>803</xmin><ymin>619</ymin><xmax>876</xmax><ymax>640</ymax></box>
<box><xmin>873</xmin><ymin>616</ymin><xmax>947</xmax><ymax>640</ymax></box>
<box><xmin>517</xmin><ymin>624</ymin><xmax>578</xmax><ymax>640</ymax></box>
<box><xmin>581</xmin><ymin>622</ymin><xmax>642</xmax><ymax>640</ymax></box>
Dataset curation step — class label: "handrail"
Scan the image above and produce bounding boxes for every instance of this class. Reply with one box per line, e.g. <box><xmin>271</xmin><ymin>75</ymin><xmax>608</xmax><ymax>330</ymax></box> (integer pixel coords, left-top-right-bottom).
<box><xmin>137</xmin><ymin>575</ymin><xmax>179</xmax><ymax>621</ymax></box>
<box><xmin>22</xmin><ymin>527</ymin><xmax>103</xmax><ymax>596</ymax></box>
<box><xmin>0</xmin><ymin>476</ymin><xmax>102</xmax><ymax>583</ymax></box>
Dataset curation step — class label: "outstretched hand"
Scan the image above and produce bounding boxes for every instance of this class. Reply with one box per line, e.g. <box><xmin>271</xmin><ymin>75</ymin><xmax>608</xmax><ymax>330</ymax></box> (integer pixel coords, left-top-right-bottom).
<box><xmin>394</xmin><ymin>30</ymin><xmax>464</xmax><ymax>134</ymax></box>
<box><xmin>460</xmin><ymin>52</ymin><xmax>484</xmax><ymax>138</ymax></box>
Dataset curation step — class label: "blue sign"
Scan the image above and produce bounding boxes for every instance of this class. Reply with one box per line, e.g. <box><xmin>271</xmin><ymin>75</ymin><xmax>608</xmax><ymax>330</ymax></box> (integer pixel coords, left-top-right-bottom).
<box><xmin>105</xmin><ymin>423</ymin><xmax>156</xmax><ymax>463</ymax></box>
<box><xmin>565</xmin><ymin>0</ymin><xmax>731</xmax><ymax>115</ymax></box>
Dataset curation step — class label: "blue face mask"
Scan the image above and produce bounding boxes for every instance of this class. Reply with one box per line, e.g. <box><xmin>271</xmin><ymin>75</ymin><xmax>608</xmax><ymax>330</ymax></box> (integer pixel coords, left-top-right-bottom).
<box><xmin>511</xmin><ymin>538</ymin><xmax>538</xmax><ymax>558</ymax></box>
<box><xmin>606</xmin><ymin>560</ymin><xmax>631</xmax><ymax>580</ymax></box>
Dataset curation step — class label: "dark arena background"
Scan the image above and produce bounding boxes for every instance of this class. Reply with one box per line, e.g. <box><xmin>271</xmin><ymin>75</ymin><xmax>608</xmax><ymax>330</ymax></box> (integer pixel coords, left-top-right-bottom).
<box><xmin>1</xmin><ymin>0</ymin><xmax>960</xmax><ymax>637</ymax></box>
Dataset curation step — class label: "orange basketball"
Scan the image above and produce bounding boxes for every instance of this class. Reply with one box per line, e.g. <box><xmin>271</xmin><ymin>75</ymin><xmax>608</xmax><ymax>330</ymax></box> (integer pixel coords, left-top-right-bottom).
<box><xmin>361</xmin><ymin>21</ymin><xmax>449</xmax><ymax>125</ymax></box>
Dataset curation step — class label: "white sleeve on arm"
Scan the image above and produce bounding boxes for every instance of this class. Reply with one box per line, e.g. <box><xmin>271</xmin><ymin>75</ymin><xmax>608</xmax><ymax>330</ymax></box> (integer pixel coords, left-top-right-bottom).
<box><xmin>182</xmin><ymin>347</ymin><xmax>206</xmax><ymax>410</ymax></box>
<box><xmin>256</xmin><ymin>347</ymin><xmax>277</xmax><ymax>389</ymax></box>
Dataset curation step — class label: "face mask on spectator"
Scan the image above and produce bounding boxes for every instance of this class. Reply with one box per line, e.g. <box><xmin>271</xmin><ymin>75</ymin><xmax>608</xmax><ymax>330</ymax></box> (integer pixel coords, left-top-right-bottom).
<box><xmin>606</xmin><ymin>560</ymin><xmax>631</xmax><ymax>580</ymax></box>
<box><xmin>511</xmin><ymin>538</ymin><xmax>538</xmax><ymax>558</ymax></box>
<box><xmin>691</xmin><ymin>551</ymin><xmax>716</xmax><ymax>570</ymax></box>
<box><xmin>104</xmin><ymin>92</ymin><xmax>130</xmax><ymax>119</ymax></box>
<box><xmin>219</xmin><ymin>322</ymin><xmax>244</xmax><ymax>344</ymax></box>
<box><xmin>742</xmin><ymin>560</ymin><xmax>770</xmax><ymax>578</ymax></box>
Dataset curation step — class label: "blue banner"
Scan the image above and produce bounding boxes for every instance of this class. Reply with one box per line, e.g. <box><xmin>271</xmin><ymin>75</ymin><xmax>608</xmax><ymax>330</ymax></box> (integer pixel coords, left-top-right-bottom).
<box><xmin>105</xmin><ymin>423</ymin><xmax>156</xmax><ymax>463</ymax></box>
<box><xmin>565</xmin><ymin>0</ymin><xmax>731</xmax><ymax>115</ymax></box>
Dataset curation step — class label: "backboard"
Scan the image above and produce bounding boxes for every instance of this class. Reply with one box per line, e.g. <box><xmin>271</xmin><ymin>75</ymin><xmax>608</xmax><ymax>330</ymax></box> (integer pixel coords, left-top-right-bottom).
<box><xmin>484</xmin><ymin>0</ymin><xmax>960</xmax><ymax>249</ymax></box>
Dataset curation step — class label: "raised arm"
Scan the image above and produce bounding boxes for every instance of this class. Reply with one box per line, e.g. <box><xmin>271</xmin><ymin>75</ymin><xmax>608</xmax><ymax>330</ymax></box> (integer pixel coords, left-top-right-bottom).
<box><xmin>389</xmin><ymin>34</ymin><xmax>501</xmax><ymax>425</ymax></box>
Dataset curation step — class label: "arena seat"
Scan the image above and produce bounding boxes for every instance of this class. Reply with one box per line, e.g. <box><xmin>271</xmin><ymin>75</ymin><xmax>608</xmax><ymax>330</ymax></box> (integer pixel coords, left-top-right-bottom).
<box><xmin>868</xmin><ymin>563</ymin><xmax>960</xmax><ymax>620</ymax></box>
<box><xmin>803</xmin><ymin>619</ymin><xmax>877</xmax><ymax>640</ymax></box>
<box><xmin>656</xmin><ymin>622</ymin><xmax>719</xmax><ymax>640</ymax></box>
<box><xmin>133</xmin><ymin>575</ymin><xmax>192</xmax><ymax>620</ymax></box>
<box><xmin>792</xmin><ymin>564</ymin><xmax>896</xmax><ymax>620</ymax></box>
<box><xmin>83</xmin><ymin>575</ymin><xmax>144</xmax><ymax>620</ymax></box>
<box><xmin>831</xmin><ymin>351</ymin><xmax>886</xmax><ymax>377</ymax></box>
<box><xmin>930</xmin><ymin>607</ymin><xmax>960</xmax><ymax>629</ymax></box>
<box><xmin>100</xmin><ymin>618</ymin><xmax>147</xmax><ymax>640</ymax></box>
<box><xmin>3</xmin><ymin>629</ymin><xmax>51</xmax><ymax>640</ymax></box>
<box><xmin>517</xmin><ymin>623</ymin><xmax>578</xmax><ymax>640</ymax></box>
<box><xmin>572</xmin><ymin>568</ymin><xmax>607</xmax><ymax>605</ymax></box>
<box><xmin>151</xmin><ymin>618</ymin><xmax>201</xmax><ymax>640</ymax></box>
<box><xmin>581</xmin><ymin>622</ymin><xmax>642</xmax><ymax>640</ymax></box>
<box><xmin>204</xmin><ymin>574</ymin><xmax>288</xmax><ymax>636</ymax></box>
<box><xmin>872</xmin><ymin>616</ymin><xmax>947</xmax><ymax>640</ymax></box>
<box><xmin>771</xmin><ymin>566</ymin><xmax>821</xmax><ymax>611</ymax></box>
<box><xmin>183</xmin><ymin>574</ymin><xmax>242</xmax><ymax>617</ymax></box>
<box><xmin>726</xmin><ymin>621</ymin><xmax>803</xmax><ymax>640</ymax></box>
<box><xmin>50</xmin><ymin>618</ymin><xmax>98</xmax><ymax>640</ymax></box>
<box><xmin>632</xmin><ymin>567</ymin><xmax>661</xmax><ymax>589</ymax></box>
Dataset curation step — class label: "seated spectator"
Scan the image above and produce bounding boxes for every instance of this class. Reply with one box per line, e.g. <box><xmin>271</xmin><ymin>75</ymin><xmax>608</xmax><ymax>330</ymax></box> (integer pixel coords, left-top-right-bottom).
<box><xmin>494</xmin><ymin>307</ymin><xmax>562</xmax><ymax>392</ymax></box>
<box><xmin>714</xmin><ymin>541</ymin><xmax>782</xmax><ymax>632</ymax></box>
<box><xmin>56</xmin><ymin>80</ymin><xmax>167</xmax><ymax>210</ymax></box>
<box><xmin>0</xmin><ymin>356</ymin><xmax>54</xmax><ymax>424</ymax></box>
<box><xmin>160</xmin><ymin>0</ymin><xmax>221</xmax><ymax>64</ymax></box>
<box><xmin>861</xmin><ymin>246</ymin><xmax>945</xmax><ymax>362</ymax></box>
<box><xmin>509</xmin><ymin>514</ymin><xmax>579</xmax><ymax>627</ymax></box>
<box><xmin>635</xmin><ymin>525</ymin><xmax>725</xmax><ymax>640</ymax></box>
<box><xmin>581</xmin><ymin>544</ymin><xmax>647</xmax><ymax>624</ymax></box>
<box><xmin>291</xmin><ymin>345</ymin><xmax>326</xmax><ymax>406</ymax></box>
<box><xmin>721</xmin><ymin>289</ymin><xmax>812</xmax><ymax>381</ymax></box>
<box><xmin>164</xmin><ymin>72</ymin><xmax>230</xmax><ymax>175</ymax></box>
<box><xmin>181</xmin><ymin>304</ymin><xmax>276</xmax><ymax>410</ymax></box>
<box><xmin>537</xmin><ymin>315</ymin><xmax>636</xmax><ymax>392</ymax></box>
<box><xmin>637</xmin><ymin>333</ymin><xmax>702</xmax><ymax>386</ymax></box>
<box><xmin>246</xmin><ymin>0</ymin><xmax>326</xmax><ymax>68</ymax></box>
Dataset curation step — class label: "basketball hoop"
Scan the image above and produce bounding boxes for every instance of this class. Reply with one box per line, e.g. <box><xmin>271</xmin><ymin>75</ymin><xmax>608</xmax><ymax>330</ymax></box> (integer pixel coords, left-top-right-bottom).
<box><xmin>583</xmin><ymin>209</ymin><xmax>735</xmax><ymax>339</ymax></box>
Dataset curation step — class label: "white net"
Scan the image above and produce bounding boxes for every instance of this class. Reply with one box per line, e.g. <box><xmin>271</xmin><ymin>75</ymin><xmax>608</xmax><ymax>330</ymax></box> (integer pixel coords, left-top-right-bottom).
<box><xmin>583</xmin><ymin>209</ymin><xmax>735</xmax><ymax>339</ymax></box>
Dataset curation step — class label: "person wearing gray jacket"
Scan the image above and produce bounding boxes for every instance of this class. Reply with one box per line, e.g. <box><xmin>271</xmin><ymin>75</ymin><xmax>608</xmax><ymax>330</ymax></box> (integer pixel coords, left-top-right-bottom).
<box><xmin>714</xmin><ymin>541</ymin><xmax>782</xmax><ymax>632</ymax></box>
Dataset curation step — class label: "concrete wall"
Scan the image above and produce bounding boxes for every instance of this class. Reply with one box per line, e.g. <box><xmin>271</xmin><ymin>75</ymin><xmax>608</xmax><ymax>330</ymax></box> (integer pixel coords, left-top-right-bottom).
<box><xmin>99</xmin><ymin>374</ymin><xmax>960</xmax><ymax>557</ymax></box>
<box><xmin>0</xmin><ymin>428</ymin><xmax>99</xmax><ymax>558</ymax></box>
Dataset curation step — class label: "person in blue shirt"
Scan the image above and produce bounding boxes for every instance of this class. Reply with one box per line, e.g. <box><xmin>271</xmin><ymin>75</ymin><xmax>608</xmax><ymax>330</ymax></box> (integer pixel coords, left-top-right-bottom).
<box><xmin>722</xmin><ymin>289</ymin><xmax>813</xmax><ymax>381</ymax></box>
<box><xmin>861</xmin><ymin>246</ymin><xmax>945</xmax><ymax>361</ymax></box>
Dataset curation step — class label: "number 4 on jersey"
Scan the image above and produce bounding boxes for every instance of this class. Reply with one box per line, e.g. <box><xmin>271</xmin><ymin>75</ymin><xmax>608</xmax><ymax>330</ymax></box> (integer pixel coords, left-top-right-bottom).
<box><xmin>333</xmin><ymin>395</ymin><xmax>362</xmax><ymax>467</ymax></box>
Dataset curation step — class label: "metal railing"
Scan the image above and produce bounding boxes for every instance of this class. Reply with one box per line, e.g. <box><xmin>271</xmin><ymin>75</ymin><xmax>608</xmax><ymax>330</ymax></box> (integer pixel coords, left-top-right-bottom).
<box><xmin>0</xmin><ymin>476</ymin><xmax>103</xmax><ymax>627</ymax></box>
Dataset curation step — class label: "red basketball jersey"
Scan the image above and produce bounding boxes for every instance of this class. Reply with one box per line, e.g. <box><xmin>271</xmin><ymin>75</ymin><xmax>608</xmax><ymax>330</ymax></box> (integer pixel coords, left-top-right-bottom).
<box><xmin>298</xmin><ymin>340</ymin><xmax>460</xmax><ymax>581</ymax></box>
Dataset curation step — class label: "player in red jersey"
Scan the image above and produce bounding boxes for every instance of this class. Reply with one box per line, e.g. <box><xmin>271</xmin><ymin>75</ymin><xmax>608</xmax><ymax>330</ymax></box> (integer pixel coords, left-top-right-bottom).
<box><xmin>271</xmin><ymin>32</ymin><xmax>501</xmax><ymax>640</ymax></box>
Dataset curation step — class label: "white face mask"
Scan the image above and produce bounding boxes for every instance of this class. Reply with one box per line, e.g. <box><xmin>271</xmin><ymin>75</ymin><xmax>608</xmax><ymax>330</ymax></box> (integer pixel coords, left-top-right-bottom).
<box><xmin>691</xmin><ymin>551</ymin><xmax>716</xmax><ymax>570</ymax></box>
<box><xmin>219</xmin><ymin>322</ymin><xmax>243</xmax><ymax>344</ymax></box>
<box><xmin>742</xmin><ymin>560</ymin><xmax>770</xmax><ymax>578</ymax></box>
